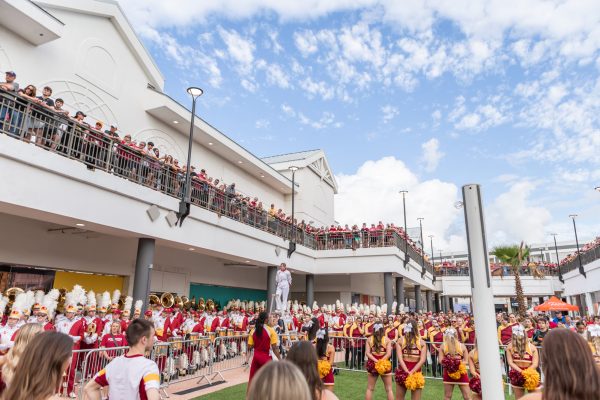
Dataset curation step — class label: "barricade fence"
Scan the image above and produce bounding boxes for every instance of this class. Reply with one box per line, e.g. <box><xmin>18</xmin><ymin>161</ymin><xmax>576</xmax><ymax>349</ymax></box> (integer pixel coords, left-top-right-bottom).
<box><xmin>62</xmin><ymin>332</ymin><xmax>542</xmax><ymax>398</ymax></box>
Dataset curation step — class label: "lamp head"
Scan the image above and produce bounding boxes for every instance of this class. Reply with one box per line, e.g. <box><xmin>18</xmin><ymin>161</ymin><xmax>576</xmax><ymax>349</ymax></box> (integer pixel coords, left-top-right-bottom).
<box><xmin>289</xmin><ymin>166</ymin><xmax>299</xmax><ymax>172</ymax></box>
<box><xmin>568</xmin><ymin>214</ymin><xmax>578</xmax><ymax>219</ymax></box>
<box><xmin>187</xmin><ymin>87</ymin><xmax>204</xmax><ymax>98</ymax></box>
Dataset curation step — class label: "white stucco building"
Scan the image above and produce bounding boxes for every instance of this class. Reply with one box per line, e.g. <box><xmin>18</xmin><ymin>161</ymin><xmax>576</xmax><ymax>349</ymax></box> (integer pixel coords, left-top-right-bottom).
<box><xmin>0</xmin><ymin>0</ymin><xmax>596</xmax><ymax>315</ymax></box>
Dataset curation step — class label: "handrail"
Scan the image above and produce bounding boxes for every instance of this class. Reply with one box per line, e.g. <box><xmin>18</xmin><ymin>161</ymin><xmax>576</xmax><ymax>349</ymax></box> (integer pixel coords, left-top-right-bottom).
<box><xmin>0</xmin><ymin>88</ymin><xmax>433</xmax><ymax>274</ymax></box>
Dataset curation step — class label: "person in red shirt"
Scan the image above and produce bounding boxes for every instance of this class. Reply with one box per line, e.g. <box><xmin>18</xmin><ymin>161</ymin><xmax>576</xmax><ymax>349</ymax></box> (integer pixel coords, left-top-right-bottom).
<box><xmin>100</xmin><ymin>321</ymin><xmax>128</xmax><ymax>362</ymax></box>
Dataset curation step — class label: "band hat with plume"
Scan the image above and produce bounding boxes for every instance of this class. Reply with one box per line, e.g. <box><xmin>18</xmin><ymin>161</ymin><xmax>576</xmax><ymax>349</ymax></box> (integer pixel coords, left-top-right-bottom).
<box><xmin>111</xmin><ymin>290</ymin><xmax>121</xmax><ymax>307</ymax></box>
<box><xmin>134</xmin><ymin>300</ymin><xmax>143</xmax><ymax>313</ymax></box>
<box><xmin>34</xmin><ymin>290</ymin><xmax>44</xmax><ymax>307</ymax></box>
<box><xmin>316</xmin><ymin>329</ymin><xmax>326</xmax><ymax>340</ymax></box>
<box><xmin>444</xmin><ymin>327</ymin><xmax>457</xmax><ymax>337</ymax></box>
<box><xmin>123</xmin><ymin>296</ymin><xmax>133</xmax><ymax>314</ymax></box>
<box><xmin>41</xmin><ymin>289</ymin><xmax>60</xmax><ymax>318</ymax></box>
<box><xmin>512</xmin><ymin>325</ymin><xmax>525</xmax><ymax>337</ymax></box>
<box><xmin>373</xmin><ymin>323</ymin><xmax>384</xmax><ymax>331</ymax></box>
<box><xmin>403</xmin><ymin>324</ymin><xmax>413</xmax><ymax>334</ymax></box>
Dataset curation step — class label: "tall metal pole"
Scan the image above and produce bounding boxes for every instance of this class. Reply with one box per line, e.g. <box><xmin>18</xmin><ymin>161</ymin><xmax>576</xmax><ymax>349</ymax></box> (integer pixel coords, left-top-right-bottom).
<box><xmin>419</xmin><ymin>218</ymin><xmax>424</xmax><ymax>275</ymax></box>
<box><xmin>288</xmin><ymin>166</ymin><xmax>299</xmax><ymax>257</ymax></box>
<box><xmin>400</xmin><ymin>190</ymin><xmax>409</xmax><ymax>269</ymax></box>
<box><xmin>462</xmin><ymin>184</ymin><xmax>504</xmax><ymax>399</ymax></box>
<box><xmin>177</xmin><ymin>87</ymin><xmax>203</xmax><ymax>226</ymax></box>
<box><xmin>429</xmin><ymin>235</ymin><xmax>435</xmax><ymax>283</ymax></box>
<box><xmin>569</xmin><ymin>215</ymin><xmax>586</xmax><ymax>278</ymax></box>
<box><xmin>551</xmin><ymin>234</ymin><xmax>563</xmax><ymax>283</ymax></box>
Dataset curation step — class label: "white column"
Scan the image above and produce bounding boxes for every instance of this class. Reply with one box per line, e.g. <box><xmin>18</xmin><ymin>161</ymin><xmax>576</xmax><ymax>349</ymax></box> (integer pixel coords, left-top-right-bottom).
<box><xmin>585</xmin><ymin>293</ymin><xmax>594</xmax><ymax>317</ymax></box>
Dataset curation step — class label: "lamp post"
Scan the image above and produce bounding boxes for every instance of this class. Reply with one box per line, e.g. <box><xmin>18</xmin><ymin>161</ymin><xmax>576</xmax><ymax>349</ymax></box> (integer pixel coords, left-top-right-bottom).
<box><xmin>429</xmin><ymin>235</ymin><xmax>435</xmax><ymax>283</ymax></box>
<box><xmin>417</xmin><ymin>217</ymin><xmax>425</xmax><ymax>277</ymax></box>
<box><xmin>595</xmin><ymin>186</ymin><xmax>600</xmax><ymax>192</ymax></box>
<box><xmin>569</xmin><ymin>214</ymin><xmax>586</xmax><ymax>278</ymax></box>
<box><xmin>288</xmin><ymin>166</ymin><xmax>299</xmax><ymax>257</ymax></box>
<box><xmin>550</xmin><ymin>233</ymin><xmax>563</xmax><ymax>283</ymax></box>
<box><xmin>176</xmin><ymin>86</ymin><xmax>204</xmax><ymax>226</ymax></box>
<box><xmin>399</xmin><ymin>190</ymin><xmax>409</xmax><ymax>269</ymax></box>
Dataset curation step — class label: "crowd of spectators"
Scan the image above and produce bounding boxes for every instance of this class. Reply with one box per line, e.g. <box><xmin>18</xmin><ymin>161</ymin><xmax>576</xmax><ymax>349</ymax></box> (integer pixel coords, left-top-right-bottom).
<box><xmin>560</xmin><ymin>236</ymin><xmax>600</xmax><ymax>266</ymax></box>
<box><xmin>0</xmin><ymin>70</ymin><xmax>432</xmax><ymax>265</ymax></box>
<box><xmin>434</xmin><ymin>260</ymin><xmax>559</xmax><ymax>277</ymax></box>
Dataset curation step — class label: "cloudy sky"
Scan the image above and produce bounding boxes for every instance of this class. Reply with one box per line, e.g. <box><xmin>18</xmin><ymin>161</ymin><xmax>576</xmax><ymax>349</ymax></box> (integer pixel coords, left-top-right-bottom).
<box><xmin>119</xmin><ymin>0</ymin><xmax>600</xmax><ymax>252</ymax></box>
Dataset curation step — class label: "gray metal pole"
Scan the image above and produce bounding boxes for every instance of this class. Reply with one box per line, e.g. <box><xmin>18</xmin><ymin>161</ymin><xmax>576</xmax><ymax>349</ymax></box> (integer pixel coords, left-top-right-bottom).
<box><xmin>132</xmin><ymin>238</ymin><xmax>155</xmax><ymax>314</ymax></box>
<box><xmin>443</xmin><ymin>296</ymin><xmax>450</xmax><ymax>313</ymax></box>
<box><xmin>384</xmin><ymin>273</ymin><xmax>393</xmax><ymax>315</ymax></box>
<box><xmin>306</xmin><ymin>274</ymin><xmax>314</xmax><ymax>307</ymax></box>
<box><xmin>400</xmin><ymin>191</ymin><xmax>409</xmax><ymax>268</ymax></box>
<box><xmin>434</xmin><ymin>292</ymin><xmax>440</xmax><ymax>313</ymax></box>
<box><xmin>267</xmin><ymin>266</ymin><xmax>277</xmax><ymax>312</ymax></box>
<box><xmin>570</xmin><ymin>216</ymin><xmax>587</xmax><ymax>278</ymax></box>
<box><xmin>462</xmin><ymin>184</ymin><xmax>504</xmax><ymax>399</ymax></box>
<box><xmin>551</xmin><ymin>234</ymin><xmax>564</xmax><ymax>283</ymax></box>
<box><xmin>414</xmin><ymin>285</ymin><xmax>421</xmax><ymax>313</ymax></box>
<box><xmin>395</xmin><ymin>277</ymin><xmax>404</xmax><ymax>312</ymax></box>
<box><xmin>418</xmin><ymin>218</ymin><xmax>425</xmax><ymax>277</ymax></box>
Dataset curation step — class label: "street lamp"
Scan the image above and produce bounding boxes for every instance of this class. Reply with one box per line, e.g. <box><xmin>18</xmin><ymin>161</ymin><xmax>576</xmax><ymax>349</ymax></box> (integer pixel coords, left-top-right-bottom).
<box><xmin>288</xmin><ymin>166</ymin><xmax>299</xmax><ymax>257</ymax></box>
<box><xmin>595</xmin><ymin>186</ymin><xmax>600</xmax><ymax>192</ymax></box>
<box><xmin>429</xmin><ymin>235</ymin><xmax>435</xmax><ymax>283</ymax></box>
<box><xmin>399</xmin><ymin>190</ymin><xmax>409</xmax><ymax>269</ymax></box>
<box><xmin>550</xmin><ymin>233</ymin><xmax>563</xmax><ymax>283</ymax></box>
<box><xmin>417</xmin><ymin>217</ymin><xmax>425</xmax><ymax>277</ymax></box>
<box><xmin>176</xmin><ymin>86</ymin><xmax>204</xmax><ymax>226</ymax></box>
<box><xmin>569</xmin><ymin>214</ymin><xmax>586</xmax><ymax>278</ymax></box>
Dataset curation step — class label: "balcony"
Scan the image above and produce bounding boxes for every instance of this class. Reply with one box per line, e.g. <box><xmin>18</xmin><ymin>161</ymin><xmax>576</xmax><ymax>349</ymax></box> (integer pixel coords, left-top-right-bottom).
<box><xmin>0</xmin><ymin>89</ymin><xmax>433</xmax><ymax>275</ymax></box>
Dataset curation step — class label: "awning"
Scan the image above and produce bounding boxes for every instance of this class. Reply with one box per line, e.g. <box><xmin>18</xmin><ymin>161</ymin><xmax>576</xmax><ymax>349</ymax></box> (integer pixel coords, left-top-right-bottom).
<box><xmin>534</xmin><ymin>296</ymin><xmax>579</xmax><ymax>312</ymax></box>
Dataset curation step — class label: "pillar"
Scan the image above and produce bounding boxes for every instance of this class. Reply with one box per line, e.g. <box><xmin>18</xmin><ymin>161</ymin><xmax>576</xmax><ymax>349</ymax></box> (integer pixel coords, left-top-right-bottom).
<box><xmin>538</xmin><ymin>296</ymin><xmax>544</xmax><ymax>305</ymax></box>
<box><xmin>267</xmin><ymin>266</ymin><xmax>277</xmax><ymax>313</ymax></box>
<box><xmin>434</xmin><ymin>292</ymin><xmax>441</xmax><ymax>313</ymax></box>
<box><xmin>414</xmin><ymin>285</ymin><xmax>422</xmax><ymax>313</ymax></box>
<box><xmin>395</xmin><ymin>277</ymin><xmax>404</xmax><ymax>312</ymax></box>
<box><xmin>443</xmin><ymin>296</ymin><xmax>450</xmax><ymax>313</ymax></box>
<box><xmin>585</xmin><ymin>293</ymin><xmax>594</xmax><ymax>317</ymax></box>
<box><xmin>384</xmin><ymin>273</ymin><xmax>393</xmax><ymax>315</ymax></box>
<box><xmin>425</xmin><ymin>290</ymin><xmax>433</xmax><ymax>312</ymax></box>
<box><xmin>449</xmin><ymin>296</ymin><xmax>454</xmax><ymax>312</ymax></box>
<box><xmin>306</xmin><ymin>274</ymin><xmax>314</xmax><ymax>307</ymax></box>
<box><xmin>132</xmin><ymin>238</ymin><xmax>155</xmax><ymax>314</ymax></box>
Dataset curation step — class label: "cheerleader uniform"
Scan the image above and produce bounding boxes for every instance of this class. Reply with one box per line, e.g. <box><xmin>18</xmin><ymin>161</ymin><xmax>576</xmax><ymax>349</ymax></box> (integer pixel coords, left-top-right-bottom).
<box><xmin>400</xmin><ymin>337</ymin><xmax>425</xmax><ymax>375</ymax></box>
<box><xmin>248</xmin><ymin>325</ymin><xmax>278</xmax><ymax>384</ymax></box>
<box><xmin>320</xmin><ymin>345</ymin><xmax>335</xmax><ymax>386</ymax></box>
<box><xmin>441</xmin><ymin>344</ymin><xmax>469</xmax><ymax>385</ymax></box>
<box><xmin>508</xmin><ymin>343</ymin><xmax>539</xmax><ymax>389</ymax></box>
<box><xmin>589</xmin><ymin>342</ymin><xmax>600</xmax><ymax>367</ymax></box>
<box><xmin>368</xmin><ymin>336</ymin><xmax>392</xmax><ymax>376</ymax></box>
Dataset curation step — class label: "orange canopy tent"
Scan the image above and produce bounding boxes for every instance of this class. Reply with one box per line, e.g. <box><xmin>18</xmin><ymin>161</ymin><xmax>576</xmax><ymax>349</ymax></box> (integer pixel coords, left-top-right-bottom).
<box><xmin>534</xmin><ymin>296</ymin><xmax>579</xmax><ymax>312</ymax></box>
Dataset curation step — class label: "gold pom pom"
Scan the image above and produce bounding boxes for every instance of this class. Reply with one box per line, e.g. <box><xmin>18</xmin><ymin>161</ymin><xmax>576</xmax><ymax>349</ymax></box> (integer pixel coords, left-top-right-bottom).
<box><xmin>405</xmin><ymin>371</ymin><xmax>425</xmax><ymax>390</ymax></box>
<box><xmin>448</xmin><ymin>363</ymin><xmax>467</xmax><ymax>380</ymax></box>
<box><xmin>317</xmin><ymin>360</ymin><xmax>331</xmax><ymax>379</ymax></box>
<box><xmin>522</xmin><ymin>368</ymin><xmax>540</xmax><ymax>391</ymax></box>
<box><xmin>375</xmin><ymin>359</ymin><xmax>392</xmax><ymax>375</ymax></box>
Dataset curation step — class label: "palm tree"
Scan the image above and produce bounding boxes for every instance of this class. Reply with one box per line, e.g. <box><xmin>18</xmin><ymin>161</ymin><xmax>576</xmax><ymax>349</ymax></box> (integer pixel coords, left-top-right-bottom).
<box><xmin>492</xmin><ymin>242</ymin><xmax>530</xmax><ymax>316</ymax></box>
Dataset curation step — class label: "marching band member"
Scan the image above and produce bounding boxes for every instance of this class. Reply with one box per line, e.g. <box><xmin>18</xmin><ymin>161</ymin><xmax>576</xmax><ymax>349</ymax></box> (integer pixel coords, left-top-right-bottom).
<box><xmin>439</xmin><ymin>327</ymin><xmax>470</xmax><ymax>399</ymax></box>
<box><xmin>82</xmin><ymin>291</ymin><xmax>102</xmax><ymax>351</ymax></box>
<box><xmin>219</xmin><ymin>309</ymin><xmax>230</xmax><ymax>330</ymax></box>
<box><xmin>192</xmin><ymin>312</ymin><xmax>205</xmax><ymax>334</ymax></box>
<box><xmin>36</xmin><ymin>306</ymin><xmax>55</xmax><ymax>331</ymax></box>
<box><xmin>56</xmin><ymin>303</ymin><xmax>85</xmax><ymax>397</ymax></box>
<box><xmin>507</xmin><ymin>325</ymin><xmax>540</xmax><ymax>399</ymax></box>
<box><xmin>103</xmin><ymin>309</ymin><xmax>122</xmax><ymax>335</ymax></box>
<box><xmin>331</xmin><ymin>303</ymin><xmax>346</xmax><ymax>350</ymax></box>
<box><xmin>0</xmin><ymin>310</ymin><xmax>21</xmax><ymax>353</ymax></box>
<box><xmin>428</xmin><ymin>319</ymin><xmax>444</xmax><ymax>378</ymax></box>
<box><xmin>275</xmin><ymin>262</ymin><xmax>292</xmax><ymax>313</ymax></box>
<box><xmin>205</xmin><ymin>308</ymin><xmax>219</xmax><ymax>333</ymax></box>
<box><xmin>365</xmin><ymin>322</ymin><xmax>394</xmax><ymax>400</ymax></box>
<box><xmin>396</xmin><ymin>320</ymin><xmax>427</xmax><ymax>399</ymax></box>
<box><xmin>343</xmin><ymin>313</ymin><xmax>355</xmax><ymax>368</ymax></box>
<box><xmin>523</xmin><ymin>317</ymin><xmax>535</xmax><ymax>339</ymax></box>
<box><xmin>120</xmin><ymin>296</ymin><xmax>133</xmax><ymax>332</ymax></box>
<box><xmin>27</xmin><ymin>290</ymin><xmax>44</xmax><ymax>323</ymax></box>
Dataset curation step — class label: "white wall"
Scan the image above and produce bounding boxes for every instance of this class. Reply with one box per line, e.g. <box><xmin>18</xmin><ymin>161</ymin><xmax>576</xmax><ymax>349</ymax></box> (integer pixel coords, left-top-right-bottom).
<box><xmin>441</xmin><ymin>275</ymin><xmax>562</xmax><ymax>297</ymax></box>
<box><xmin>280</xmin><ymin>167</ymin><xmax>335</xmax><ymax>227</ymax></box>
<box><xmin>562</xmin><ymin>259</ymin><xmax>600</xmax><ymax>297</ymax></box>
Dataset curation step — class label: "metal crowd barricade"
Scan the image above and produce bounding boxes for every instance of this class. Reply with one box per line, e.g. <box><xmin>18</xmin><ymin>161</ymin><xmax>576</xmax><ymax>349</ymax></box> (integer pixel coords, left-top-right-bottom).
<box><xmin>211</xmin><ymin>333</ymin><xmax>251</xmax><ymax>377</ymax></box>
<box><xmin>77</xmin><ymin>345</ymin><xmax>129</xmax><ymax>398</ymax></box>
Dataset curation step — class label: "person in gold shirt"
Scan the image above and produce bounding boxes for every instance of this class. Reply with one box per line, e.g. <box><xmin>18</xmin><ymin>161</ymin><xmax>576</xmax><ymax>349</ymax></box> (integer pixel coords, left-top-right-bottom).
<box><xmin>428</xmin><ymin>319</ymin><xmax>444</xmax><ymax>378</ymax></box>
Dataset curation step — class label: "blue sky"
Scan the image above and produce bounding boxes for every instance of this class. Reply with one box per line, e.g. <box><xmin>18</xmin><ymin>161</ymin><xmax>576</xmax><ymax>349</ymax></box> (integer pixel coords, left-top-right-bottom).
<box><xmin>120</xmin><ymin>0</ymin><xmax>600</xmax><ymax>251</ymax></box>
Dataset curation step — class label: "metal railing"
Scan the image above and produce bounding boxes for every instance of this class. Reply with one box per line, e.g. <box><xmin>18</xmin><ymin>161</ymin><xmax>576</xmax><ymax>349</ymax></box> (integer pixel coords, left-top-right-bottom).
<box><xmin>0</xmin><ymin>89</ymin><xmax>432</xmax><ymax>273</ymax></box>
<box><xmin>435</xmin><ymin>265</ymin><xmax>560</xmax><ymax>277</ymax></box>
<box><xmin>560</xmin><ymin>246</ymin><xmax>600</xmax><ymax>274</ymax></box>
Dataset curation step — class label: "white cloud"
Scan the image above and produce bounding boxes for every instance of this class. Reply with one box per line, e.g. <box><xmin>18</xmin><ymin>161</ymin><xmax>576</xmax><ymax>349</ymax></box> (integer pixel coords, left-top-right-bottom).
<box><xmin>294</xmin><ymin>31</ymin><xmax>319</xmax><ymax>57</ymax></box>
<box><xmin>420</xmin><ymin>138</ymin><xmax>444</xmax><ymax>172</ymax></box>
<box><xmin>281</xmin><ymin>103</ymin><xmax>295</xmax><ymax>117</ymax></box>
<box><xmin>217</xmin><ymin>27</ymin><xmax>255</xmax><ymax>74</ymax></box>
<box><xmin>297</xmin><ymin>111</ymin><xmax>341</xmax><ymax>130</ymax></box>
<box><xmin>381</xmin><ymin>105</ymin><xmax>399</xmax><ymax>123</ymax></box>
<box><xmin>264</xmin><ymin>63</ymin><xmax>291</xmax><ymax>88</ymax></box>
<box><xmin>300</xmin><ymin>77</ymin><xmax>335</xmax><ymax>100</ymax></box>
<box><xmin>334</xmin><ymin>157</ymin><xmax>465</xmax><ymax>250</ymax></box>
<box><xmin>255</xmin><ymin>119</ymin><xmax>270</xmax><ymax>129</ymax></box>
<box><xmin>487</xmin><ymin>181</ymin><xmax>552</xmax><ymax>245</ymax></box>
<box><xmin>451</xmin><ymin>97</ymin><xmax>509</xmax><ymax>131</ymax></box>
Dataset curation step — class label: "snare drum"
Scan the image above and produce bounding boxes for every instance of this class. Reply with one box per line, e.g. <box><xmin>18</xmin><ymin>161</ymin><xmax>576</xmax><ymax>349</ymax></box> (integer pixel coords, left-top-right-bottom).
<box><xmin>154</xmin><ymin>343</ymin><xmax>168</xmax><ymax>357</ymax></box>
<box><xmin>218</xmin><ymin>329</ymin><xmax>226</xmax><ymax>337</ymax></box>
<box><xmin>227</xmin><ymin>329</ymin><xmax>234</xmax><ymax>337</ymax></box>
<box><xmin>208</xmin><ymin>332</ymin><xmax>216</xmax><ymax>342</ymax></box>
<box><xmin>189</xmin><ymin>333</ymin><xmax>200</xmax><ymax>344</ymax></box>
<box><xmin>290</xmin><ymin>333</ymin><xmax>297</xmax><ymax>341</ymax></box>
<box><xmin>168</xmin><ymin>338</ymin><xmax>183</xmax><ymax>351</ymax></box>
<box><xmin>199</xmin><ymin>338</ymin><xmax>209</xmax><ymax>347</ymax></box>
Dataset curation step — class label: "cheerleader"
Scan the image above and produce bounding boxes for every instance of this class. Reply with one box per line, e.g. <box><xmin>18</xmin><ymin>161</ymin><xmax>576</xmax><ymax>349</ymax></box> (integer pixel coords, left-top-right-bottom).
<box><xmin>395</xmin><ymin>320</ymin><xmax>427</xmax><ymax>400</ymax></box>
<box><xmin>506</xmin><ymin>325</ymin><xmax>540</xmax><ymax>399</ymax></box>
<box><xmin>467</xmin><ymin>342</ymin><xmax>481</xmax><ymax>400</ymax></box>
<box><xmin>439</xmin><ymin>327</ymin><xmax>470</xmax><ymax>400</ymax></box>
<box><xmin>247</xmin><ymin>311</ymin><xmax>281</xmax><ymax>390</ymax></box>
<box><xmin>365</xmin><ymin>323</ymin><xmax>394</xmax><ymax>400</ymax></box>
<box><xmin>587</xmin><ymin>324</ymin><xmax>600</xmax><ymax>368</ymax></box>
<box><xmin>315</xmin><ymin>329</ymin><xmax>336</xmax><ymax>391</ymax></box>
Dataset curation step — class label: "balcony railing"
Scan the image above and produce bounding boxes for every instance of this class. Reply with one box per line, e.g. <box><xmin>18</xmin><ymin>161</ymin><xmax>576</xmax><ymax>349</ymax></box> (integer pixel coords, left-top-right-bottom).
<box><xmin>560</xmin><ymin>247</ymin><xmax>600</xmax><ymax>274</ymax></box>
<box><xmin>434</xmin><ymin>265</ymin><xmax>560</xmax><ymax>277</ymax></box>
<box><xmin>0</xmin><ymin>89</ymin><xmax>433</xmax><ymax>275</ymax></box>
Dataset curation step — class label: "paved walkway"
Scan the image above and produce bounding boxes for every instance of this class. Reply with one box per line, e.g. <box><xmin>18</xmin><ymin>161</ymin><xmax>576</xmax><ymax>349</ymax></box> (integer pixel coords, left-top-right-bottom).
<box><xmin>162</xmin><ymin>368</ymin><xmax>249</xmax><ymax>399</ymax></box>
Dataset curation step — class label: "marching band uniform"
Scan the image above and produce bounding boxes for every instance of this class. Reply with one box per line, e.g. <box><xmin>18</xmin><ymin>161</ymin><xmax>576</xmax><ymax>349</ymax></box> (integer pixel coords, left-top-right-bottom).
<box><xmin>56</xmin><ymin>305</ymin><xmax>86</xmax><ymax>396</ymax></box>
<box><xmin>498</xmin><ymin>321</ymin><xmax>517</xmax><ymax>345</ymax></box>
<box><xmin>0</xmin><ymin>311</ymin><xmax>21</xmax><ymax>353</ymax></box>
<box><xmin>429</xmin><ymin>326</ymin><xmax>444</xmax><ymax>378</ymax></box>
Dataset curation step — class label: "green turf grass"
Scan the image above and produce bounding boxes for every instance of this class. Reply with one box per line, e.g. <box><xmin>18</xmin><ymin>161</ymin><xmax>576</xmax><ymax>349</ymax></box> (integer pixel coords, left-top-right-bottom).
<box><xmin>194</xmin><ymin>370</ymin><xmax>513</xmax><ymax>399</ymax></box>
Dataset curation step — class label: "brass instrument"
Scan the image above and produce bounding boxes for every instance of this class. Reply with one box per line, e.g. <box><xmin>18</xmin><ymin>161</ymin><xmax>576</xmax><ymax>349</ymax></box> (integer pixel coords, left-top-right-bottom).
<box><xmin>87</xmin><ymin>321</ymin><xmax>97</xmax><ymax>334</ymax></box>
<box><xmin>5</xmin><ymin>287</ymin><xmax>24</xmax><ymax>313</ymax></box>
<box><xmin>189</xmin><ymin>296</ymin><xmax>196</xmax><ymax>310</ymax></box>
<box><xmin>181</xmin><ymin>296</ymin><xmax>192</xmax><ymax>310</ymax></box>
<box><xmin>207</xmin><ymin>299</ymin><xmax>215</xmax><ymax>312</ymax></box>
<box><xmin>55</xmin><ymin>288</ymin><xmax>67</xmax><ymax>314</ymax></box>
<box><xmin>198</xmin><ymin>298</ymin><xmax>205</xmax><ymax>311</ymax></box>
<box><xmin>160</xmin><ymin>292</ymin><xmax>174</xmax><ymax>308</ymax></box>
<box><xmin>174</xmin><ymin>296</ymin><xmax>184</xmax><ymax>309</ymax></box>
<box><xmin>149</xmin><ymin>294</ymin><xmax>161</xmax><ymax>307</ymax></box>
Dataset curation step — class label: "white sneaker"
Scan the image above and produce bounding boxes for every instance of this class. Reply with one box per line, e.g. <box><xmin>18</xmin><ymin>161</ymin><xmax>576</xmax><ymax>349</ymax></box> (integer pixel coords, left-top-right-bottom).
<box><xmin>69</xmin><ymin>392</ymin><xmax>77</xmax><ymax>398</ymax></box>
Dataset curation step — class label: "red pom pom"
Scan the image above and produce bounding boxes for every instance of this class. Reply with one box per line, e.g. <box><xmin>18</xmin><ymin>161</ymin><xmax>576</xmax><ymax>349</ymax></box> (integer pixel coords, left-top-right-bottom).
<box><xmin>509</xmin><ymin>369</ymin><xmax>525</xmax><ymax>387</ymax></box>
<box><xmin>469</xmin><ymin>376</ymin><xmax>482</xmax><ymax>395</ymax></box>
<box><xmin>366</xmin><ymin>359</ymin><xmax>377</xmax><ymax>375</ymax></box>
<box><xmin>395</xmin><ymin>369</ymin><xmax>409</xmax><ymax>386</ymax></box>
<box><xmin>441</xmin><ymin>357</ymin><xmax>460</xmax><ymax>373</ymax></box>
